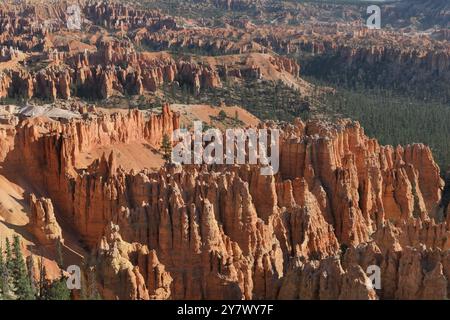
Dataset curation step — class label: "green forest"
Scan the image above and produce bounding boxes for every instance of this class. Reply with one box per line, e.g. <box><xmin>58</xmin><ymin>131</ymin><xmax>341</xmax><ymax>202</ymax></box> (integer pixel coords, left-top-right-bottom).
<box><xmin>158</xmin><ymin>73</ymin><xmax>450</xmax><ymax>173</ymax></box>
<box><xmin>0</xmin><ymin>236</ymin><xmax>71</xmax><ymax>300</ymax></box>
<box><xmin>0</xmin><ymin>236</ymin><xmax>100</xmax><ymax>300</ymax></box>
<box><xmin>160</xmin><ymin>79</ymin><xmax>311</xmax><ymax>122</ymax></box>
<box><xmin>320</xmin><ymin>86</ymin><xmax>450</xmax><ymax>173</ymax></box>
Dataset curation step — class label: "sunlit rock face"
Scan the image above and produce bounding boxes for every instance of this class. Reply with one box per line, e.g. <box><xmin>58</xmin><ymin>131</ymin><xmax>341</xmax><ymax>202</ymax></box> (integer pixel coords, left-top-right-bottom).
<box><xmin>1</xmin><ymin>103</ymin><xmax>448</xmax><ymax>300</ymax></box>
<box><xmin>0</xmin><ymin>0</ymin><xmax>449</xmax><ymax>301</ymax></box>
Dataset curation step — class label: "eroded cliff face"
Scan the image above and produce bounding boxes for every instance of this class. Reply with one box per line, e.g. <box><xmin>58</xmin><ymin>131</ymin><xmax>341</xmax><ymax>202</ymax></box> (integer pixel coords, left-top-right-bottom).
<box><xmin>1</xmin><ymin>104</ymin><xmax>179</xmax><ymax>246</ymax></box>
<box><xmin>0</xmin><ymin>42</ymin><xmax>224</xmax><ymax>101</ymax></box>
<box><xmin>0</xmin><ymin>106</ymin><xmax>448</xmax><ymax>300</ymax></box>
<box><xmin>27</xmin><ymin>194</ymin><xmax>63</xmax><ymax>246</ymax></box>
<box><xmin>0</xmin><ymin>39</ymin><xmax>303</xmax><ymax>102</ymax></box>
<box><xmin>0</xmin><ymin>0</ymin><xmax>447</xmax><ymax>105</ymax></box>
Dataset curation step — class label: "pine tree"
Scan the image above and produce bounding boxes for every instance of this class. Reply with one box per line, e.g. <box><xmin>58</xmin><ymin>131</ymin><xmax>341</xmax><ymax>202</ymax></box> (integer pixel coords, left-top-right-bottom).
<box><xmin>26</xmin><ymin>254</ymin><xmax>36</xmax><ymax>297</ymax></box>
<box><xmin>0</xmin><ymin>243</ymin><xmax>8</xmax><ymax>299</ymax></box>
<box><xmin>35</xmin><ymin>256</ymin><xmax>60</xmax><ymax>300</ymax></box>
<box><xmin>160</xmin><ymin>134</ymin><xmax>172</xmax><ymax>164</ymax></box>
<box><xmin>45</xmin><ymin>277</ymin><xmax>71</xmax><ymax>300</ymax></box>
<box><xmin>37</xmin><ymin>257</ymin><xmax>48</xmax><ymax>299</ymax></box>
<box><xmin>218</xmin><ymin>110</ymin><xmax>227</xmax><ymax>121</ymax></box>
<box><xmin>2</xmin><ymin>238</ymin><xmax>13</xmax><ymax>299</ymax></box>
<box><xmin>56</xmin><ymin>239</ymin><xmax>64</xmax><ymax>269</ymax></box>
<box><xmin>5</xmin><ymin>238</ymin><xmax>13</xmax><ymax>275</ymax></box>
<box><xmin>11</xmin><ymin>235</ymin><xmax>35</xmax><ymax>300</ymax></box>
<box><xmin>36</xmin><ymin>262</ymin><xmax>72</xmax><ymax>301</ymax></box>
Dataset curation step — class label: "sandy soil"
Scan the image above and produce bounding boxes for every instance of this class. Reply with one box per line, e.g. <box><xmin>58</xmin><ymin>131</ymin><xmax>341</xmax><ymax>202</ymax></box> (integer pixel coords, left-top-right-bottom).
<box><xmin>0</xmin><ymin>103</ymin><xmax>255</xmax><ymax>273</ymax></box>
<box><xmin>171</xmin><ymin>104</ymin><xmax>260</xmax><ymax>130</ymax></box>
<box><xmin>193</xmin><ymin>52</ymin><xmax>313</xmax><ymax>95</ymax></box>
<box><xmin>0</xmin><ymin>174</ymin><xmax>29</xmax><ymax>242</ymax></box>
<box><xmin>0</xmin><ymin>172</ymin><xmax>85</xmax><ymax>277</ymax></box>
<box><xmin>76</xmin><ymin>142</ymin><xmax>165</xmax><ymax>172</ymax></box>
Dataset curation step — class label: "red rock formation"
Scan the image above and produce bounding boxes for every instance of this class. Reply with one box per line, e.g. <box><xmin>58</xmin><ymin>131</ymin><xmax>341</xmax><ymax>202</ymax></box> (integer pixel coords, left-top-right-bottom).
<box><xmin>1</xmin><ymin>106</ymin><xmax>448</xmax><ymax>300</ymax></box>
<box><xmin>0</xmin><ymin>0</ymin><xmax>448</xmax><ymax>301</ymax></box>
<box><xmin>3</xmin><ymin>105</ymin><xmax>179</xmax><ymax>246</ymax></box>
<box><xmin>27</xmin><ymin>194</ymin><xmax>63</xmax><ymax>246</ymax></box>
<box><xmin>0</xmin><ymin>43</ymin><xmax>224</xmax><ymax>101</ymax></box>
<box><xmin>269</xmin><ymin>56</ymin><xmax>300</xmax><ymax>77</ymax></box>
<box><xmin>84</xmin><ymin>2</ymin><xmax>176</xmax><ymax>32</ymax></box>
<box><xmin>96</xmin><ymin>222</ymin><xmax>173</xmax><ymax>300</ymax></box>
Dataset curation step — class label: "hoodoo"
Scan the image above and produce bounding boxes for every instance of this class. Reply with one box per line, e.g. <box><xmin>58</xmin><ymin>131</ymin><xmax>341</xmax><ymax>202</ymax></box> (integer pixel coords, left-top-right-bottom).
<box><xmin>0</xmin><ymin>0</ymin><xmax>449</xmax><ymax>303</ymax></box>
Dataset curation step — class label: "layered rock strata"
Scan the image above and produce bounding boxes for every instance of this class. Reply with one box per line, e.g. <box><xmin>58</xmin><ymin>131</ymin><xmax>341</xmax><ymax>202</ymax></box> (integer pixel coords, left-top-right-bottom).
<box><xmin>1</xmin><ymin>106</ymin><xmax>448</xmax><ymax>299</ymax></box>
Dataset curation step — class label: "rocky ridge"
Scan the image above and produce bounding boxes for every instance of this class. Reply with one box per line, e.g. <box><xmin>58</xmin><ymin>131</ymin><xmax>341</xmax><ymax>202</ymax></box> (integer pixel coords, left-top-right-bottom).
<box><xmin>1</xmin><ymin>105</ymin><xmax>449</xmax><ymax>299</ymax></box>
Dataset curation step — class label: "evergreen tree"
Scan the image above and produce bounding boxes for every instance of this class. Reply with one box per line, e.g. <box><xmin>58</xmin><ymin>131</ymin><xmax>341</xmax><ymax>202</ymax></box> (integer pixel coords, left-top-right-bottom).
<box><xmin>26</xmin><ymin>254</ymin><xmax>37</xmax><ymax>297</ymax></box>
<box><xmin>35</xmin><ymin>256</ymin><xmax>57</xmax><ymax>300</ymax></box>
<box><xmin>160</xmin><ymin>134</ymin><xmax>172</xmax><ymax>164</ymax></box>
<box><xmin>45</xmin><ymin>277</ymin><xmax>71</xmax><ymax>300</ymax></box>
<box><xmin>11</xmin><ymin>235</ymin><xmax>35</xmax><ymax>300</ymax></box>
<box><xmin>56</xmin><ymin>239</ymin><xmax>64</xmax><ymax>269</ymax></box>
<box><xmin>37</xmin><ymin>258</ymin><xmax>48</xmax><ymax>299</ymax></box>
<box><xmin>5</xmin><ymin>238</ymin><xmax>13</xmax><ymax>275</ymax></box>
<box><xmin>218</xmin><ymin>110</ymin><xmax>227</xmax><ymax>121</ymax></box>
<box><xmin>36</xmin><ymin>261</ymin><xmax>71</xmax><ymax>301</ymax></box>
<box><xmin>0</xmin><ymin>244</ymin><xmax>3</xmax><ymax>299</ymax></box>
<box><xmin>0</xmin><ymin>243</ymin><xmax>8</xmax><ymax>299</ymax></box>
<box><xmin>2</xmin><ymin>238</ymin><xmax>14</xmax><ymax>299</ymax></box>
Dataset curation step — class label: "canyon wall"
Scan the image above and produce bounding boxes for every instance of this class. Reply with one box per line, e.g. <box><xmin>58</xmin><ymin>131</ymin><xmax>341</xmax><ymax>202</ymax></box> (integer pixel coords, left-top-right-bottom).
<box><xmin>0</xmin><ymin>43</ymin><xmax>223</xmax><ymax>101</ymax></box>
<box><xmin>1</xmin><ymin>106</ymin><xmax>448</xmax><ymax>299</ymax></box>
<box><xmin>254</xmin><ymin>30</ymin><xmax>450</xmax><ymax>100</ymax></box>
